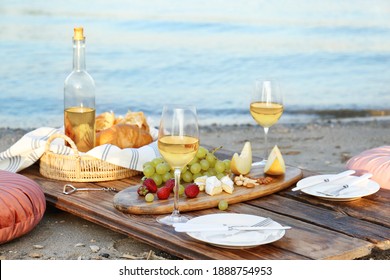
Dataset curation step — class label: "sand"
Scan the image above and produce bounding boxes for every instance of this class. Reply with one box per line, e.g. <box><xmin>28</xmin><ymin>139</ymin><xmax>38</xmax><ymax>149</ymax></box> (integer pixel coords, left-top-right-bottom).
<box><xmin>0</xmin><ymin>118</ymin><xmax>389</xmax><ymax>260</ymax></box>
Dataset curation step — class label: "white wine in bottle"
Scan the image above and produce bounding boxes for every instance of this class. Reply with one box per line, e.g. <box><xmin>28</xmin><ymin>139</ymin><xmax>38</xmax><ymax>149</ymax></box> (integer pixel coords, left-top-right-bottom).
<box><xmin>64</xmin><ymin>27</ymin><xmax>96</xmax><ymax>152</ymax></box>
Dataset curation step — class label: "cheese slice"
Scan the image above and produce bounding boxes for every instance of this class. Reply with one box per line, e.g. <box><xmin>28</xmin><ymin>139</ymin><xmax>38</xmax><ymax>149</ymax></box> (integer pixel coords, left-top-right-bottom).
<box><xmin>220</xmin><ymin>175</ymin><xmax>234</xmax><ymax>194</ymax></box>
<box><xmin>205</xmin><ymin>176</ymin><xmax>223</xmax><ymax>196</ymax></box>
<box><xmin>194</xmin><ymin>175</ymin><xmax>207</xmax><ymax>191</ymax></box>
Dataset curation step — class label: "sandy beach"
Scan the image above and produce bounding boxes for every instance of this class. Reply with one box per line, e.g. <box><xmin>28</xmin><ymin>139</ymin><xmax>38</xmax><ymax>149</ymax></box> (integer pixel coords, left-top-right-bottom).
<box><xmin>0</xmin><ymin>118</ymin><xmax>389</xmax><ymax>260</ymax></box>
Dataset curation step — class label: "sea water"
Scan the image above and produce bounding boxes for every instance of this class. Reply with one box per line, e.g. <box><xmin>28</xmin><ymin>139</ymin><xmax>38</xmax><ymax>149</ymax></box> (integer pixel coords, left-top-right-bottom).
<box><xmin>0</xmin><ymin>0</ymin><xmax>389</xmax><ymax>128</ymax></box>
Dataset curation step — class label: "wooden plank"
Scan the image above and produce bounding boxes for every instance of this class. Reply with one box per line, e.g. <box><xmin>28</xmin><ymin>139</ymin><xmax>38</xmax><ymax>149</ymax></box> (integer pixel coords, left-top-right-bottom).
<box><xmin>21</xmin><ymin>164</ymin><xmax>376</xmax><ymax>260</ymax></box>
<box><xmin>22</xmin><ymin>165</ymin><xmax>305</xmax><ymax>259</ymax></box>
<box><xmin>109</xmin><ymin>208</ymin><xmax>309</xmax><ymax>260</ymax></box>
<box><xmin>113</xmin><ymin>165</ymin><xmax>302</xmax><ymax>214</ymax></box>
<box><xmin>246</xmin><ymin>195</ymin><xmax>390</xmax><ymax>250</ymax></box>
<box><xmin>40</xmin><ymin>190</ymin><xmax>306</xmax><ymax>258</ymax></box>
<box><xmin>50</xmin><ymin>186</ymin><xmax>372</xmax><ymax>259</ymax></box>
<box><xmin>44</xmin><ymin>183</ymin><xmax>369</xmax><ymax>260</ymax></box>
<box><xmin>282</xmin><ymin>188</ymin><xmax>390</xmax><ymax>229</ymax></box>
<box><xmin>228</xmin><ymin>203</ymin><xmax>373</xmax><ymax>260</ymax></box>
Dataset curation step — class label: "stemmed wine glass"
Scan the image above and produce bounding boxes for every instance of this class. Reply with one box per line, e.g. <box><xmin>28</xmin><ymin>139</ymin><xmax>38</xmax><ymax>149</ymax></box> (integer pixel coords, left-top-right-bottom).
<box><xmin>249</xmin><ymin>78</ymin><xmax>284</xmax><ymax>165</ymax></box>
<box><xmin>157</xmin><ymin>105</ymin><xmax>199</xmax><ymax>225</ymax></box>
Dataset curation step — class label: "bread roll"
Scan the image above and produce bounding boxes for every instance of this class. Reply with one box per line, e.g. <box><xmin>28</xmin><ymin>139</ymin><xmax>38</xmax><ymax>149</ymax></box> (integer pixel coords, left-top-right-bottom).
<box><xmin>96</xmin><ymin>111</ymin><xmax>115</xmax><ymax>132</ymax></box>
<box><xmin>116</xmin><ymin>111</ymin><xmax>150</xmax><ymax>133</ymax></box>
<box><xmin>96</xmin><ymin>123</ymin><xmax>153</xmax><ymax>149</ymax></box>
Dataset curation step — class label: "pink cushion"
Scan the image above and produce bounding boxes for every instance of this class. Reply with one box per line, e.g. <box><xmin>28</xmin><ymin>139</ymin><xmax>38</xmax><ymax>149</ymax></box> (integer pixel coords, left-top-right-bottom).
<box><xmin>346</xmin><ymin>146</ymin><xmax>390</xmax><ymax>189</ymax></box>
<box><xmin>0</xmin><ymin>170</ymin><xmax>46</xmax><ymax>244</ymax></box>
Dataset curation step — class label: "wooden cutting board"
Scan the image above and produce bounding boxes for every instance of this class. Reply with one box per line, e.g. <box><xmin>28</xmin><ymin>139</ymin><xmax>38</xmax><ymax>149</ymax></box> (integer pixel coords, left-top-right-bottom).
<box><xmin>113</xmin><ymin>165</ymin><xmax>303</xmax><ymax>214</ymax></box>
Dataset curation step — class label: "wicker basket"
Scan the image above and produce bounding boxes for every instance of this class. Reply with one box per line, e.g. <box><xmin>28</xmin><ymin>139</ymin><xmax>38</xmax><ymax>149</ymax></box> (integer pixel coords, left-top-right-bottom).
<box><xmin>40</xmin><ymin>134</ymin><xmax>139</xmax><ymax>182</ymax></box>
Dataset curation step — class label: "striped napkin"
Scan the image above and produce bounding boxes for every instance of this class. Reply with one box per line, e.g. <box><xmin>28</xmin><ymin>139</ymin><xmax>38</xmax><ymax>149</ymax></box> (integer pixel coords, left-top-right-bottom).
<box><xmin>0</xmin><ymin>127</ymin><xmax>160</xmax><ymax>173</ymax></box>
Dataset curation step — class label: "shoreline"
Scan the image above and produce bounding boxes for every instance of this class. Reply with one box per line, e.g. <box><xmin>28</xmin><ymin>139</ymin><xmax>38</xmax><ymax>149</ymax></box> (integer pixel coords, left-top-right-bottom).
<box><xmin>2</xmin><ymin>108</ymin><xmax>390</xmax><ymax>130</ymax></box>
<box><xmin>0</xmin><ymin>117</ymin><xmax>389</xmax><ymax>260</ymax></box>
<box><xmin>2</xmin><ymin>116</ymin><xmax>390</xmax><ymax>173</ymax></box>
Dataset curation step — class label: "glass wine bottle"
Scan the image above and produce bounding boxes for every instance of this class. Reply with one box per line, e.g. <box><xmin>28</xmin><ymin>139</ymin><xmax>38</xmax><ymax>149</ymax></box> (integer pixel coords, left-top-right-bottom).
<box><xmin>64</xmin><ymin>27</ymin><xmax>96</xmax><ymax>152</ymax></box>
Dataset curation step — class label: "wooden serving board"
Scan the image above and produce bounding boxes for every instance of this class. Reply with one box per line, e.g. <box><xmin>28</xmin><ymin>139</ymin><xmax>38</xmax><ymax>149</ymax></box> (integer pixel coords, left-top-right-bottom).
<box><xmin>113</xmin><ymin>165</ymin><xmax>303</xmax><ymax>214</ymax></box>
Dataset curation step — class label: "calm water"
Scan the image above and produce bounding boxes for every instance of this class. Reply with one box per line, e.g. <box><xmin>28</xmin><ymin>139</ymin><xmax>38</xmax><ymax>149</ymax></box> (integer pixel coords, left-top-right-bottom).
<box><xmin>1</xmin><ymin>0</ymin><xmax>390</xmax><ymax>128</ymax></box>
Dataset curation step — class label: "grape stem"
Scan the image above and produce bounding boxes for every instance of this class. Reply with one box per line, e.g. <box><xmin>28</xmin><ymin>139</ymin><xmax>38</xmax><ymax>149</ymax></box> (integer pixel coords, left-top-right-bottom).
<box><xmin>210</xmin><ymin>145</ymin><xmax>223</xmax><ymax>154</ymax></box>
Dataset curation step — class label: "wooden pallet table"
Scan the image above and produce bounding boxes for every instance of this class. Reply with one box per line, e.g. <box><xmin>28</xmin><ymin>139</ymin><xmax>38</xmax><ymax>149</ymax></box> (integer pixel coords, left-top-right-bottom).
<box><xmin>21</xmin><ymin>148</ymin><xmax>390</xmax><ymax>260</ymax></box>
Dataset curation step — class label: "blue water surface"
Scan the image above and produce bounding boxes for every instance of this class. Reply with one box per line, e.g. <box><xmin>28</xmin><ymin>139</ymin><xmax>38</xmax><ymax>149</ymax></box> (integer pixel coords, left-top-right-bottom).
<box><xmin>0</xmin><ymin>0</ymin><xmax>389</xmax><ymax>128</ymax></box>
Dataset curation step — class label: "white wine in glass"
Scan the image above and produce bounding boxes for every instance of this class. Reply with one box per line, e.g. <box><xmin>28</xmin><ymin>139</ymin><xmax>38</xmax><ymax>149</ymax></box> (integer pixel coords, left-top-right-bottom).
<box><xmin>250</xmin><ymin>79</ymin><xmax>284</xmax><ymax>165</ymax></box>
<box><xmin>157</xmin><ymin>105</ymin><xmax>199</xmax><ymax>225</ymax></box>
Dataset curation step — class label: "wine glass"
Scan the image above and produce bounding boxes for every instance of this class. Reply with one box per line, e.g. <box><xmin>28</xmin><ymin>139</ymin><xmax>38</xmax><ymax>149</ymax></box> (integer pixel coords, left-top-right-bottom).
<box><xmin>157</xmin><ymin>105</ymin><xmax>199</xmax><ymax>225</ymax></box>
<box><xmin>249</xmin><ymin>78</ymin><xmax>284</xmax><ymax>165</ymax></box>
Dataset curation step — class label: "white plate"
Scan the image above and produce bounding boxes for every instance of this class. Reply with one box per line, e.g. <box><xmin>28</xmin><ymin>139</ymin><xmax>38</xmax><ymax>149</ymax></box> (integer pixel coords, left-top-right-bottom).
<box><xmin>298</xmin><ymin>175</ymin><xmax>380</xmax><ymax>201</ymax></box>
<box><xmin>185</xmin><ymin>213</ymin><xmax>286</xmax><ymax>249</ymax></box>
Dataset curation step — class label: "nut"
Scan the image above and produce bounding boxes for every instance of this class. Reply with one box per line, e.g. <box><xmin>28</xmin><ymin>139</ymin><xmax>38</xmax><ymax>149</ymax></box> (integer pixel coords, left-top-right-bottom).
<box><xmin>245</xmin><ymin>175</ymin><xmax>274</xmax><ymax>185</ymax></box>
<box><xmin>233</xmin><ymin>175</ymin><xmax>260</xmax><ymax>188</ymax></box>
<box><xmin>257</xmin><ymin>177</ymin><xmax>274</xmax><ymax>184</ymax></box>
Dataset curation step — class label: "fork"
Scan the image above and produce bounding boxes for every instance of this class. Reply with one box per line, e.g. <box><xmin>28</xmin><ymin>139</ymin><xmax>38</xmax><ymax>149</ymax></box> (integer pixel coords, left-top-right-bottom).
<box><xmin>207</xmin><ymin>217</ymin><xmax>274</xmax><ymax>238</ymax></box>
<box><xmin>246</xmin><ymin>217</ymin><xmax>273</xmax><ymax>229</ymax></box>
<box><xmin>317</xmin><ymin>184</ymin><xmax>350</xmax><ymax>197</ymax></box>
<box><xmin>316</xmin><ymin>173</ymin><xmax>372</xmax><ymax>197</ymax></box>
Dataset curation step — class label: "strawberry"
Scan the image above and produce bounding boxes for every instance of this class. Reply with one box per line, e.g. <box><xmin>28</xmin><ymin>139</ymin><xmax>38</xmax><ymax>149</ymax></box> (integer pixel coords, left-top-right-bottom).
<box><xmin>185</xmin><ymin>183</ymin><xmax>199</xmax><ymax>198</ymax></box>
<box><xmin>137</xmin><ymin>185</ymin><xmax>149</xmax><ymax>196</ymax></box>
<box><xmin>165</xmin><ymin>178</ymin><xmax>175</xmax><ymax>193</ymax></box>
<box><xmin>157</xmin><ymin>187</ymin><xmax>171</xmax><ymax>200</ymax></box>
<box><xmin>143</xmin><ymin>178</ymin><xmax>158</xmax><ymax>193</ymax></box>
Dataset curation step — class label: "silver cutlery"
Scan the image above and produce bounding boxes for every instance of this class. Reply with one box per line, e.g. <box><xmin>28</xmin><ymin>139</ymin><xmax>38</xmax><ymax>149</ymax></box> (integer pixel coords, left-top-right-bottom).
<box><xmin>220</xmin><ymin>217</ymin><xmax>273</xmax><ymax>236</ymax></box>
<box><xmin>205</xmin><ymin>217</ymin><xmax>278</xmax><ymax>239</ymax></box>
<box><xmin>173</xmin><ymin>217</ymin><xmax>291</xmax><ymax>233</ymax></box>
<box><xmin>174</xmin><ymin>217</ymin><xmax>272</xmax><ymax>231</ymax></box>
<box><xmin>292</xmin><ymin>170</ymin><xmax>355</xmax><ymax>191</ymax></box>
<box><xmin>316</xmin><ymin>173</ymin><xmax>372</xmax><ymax>197</ymax></box>
<box><xmin>247</xmin><ymin>217</ymin><xmax>273</xmax><ymax>228</ymax></box>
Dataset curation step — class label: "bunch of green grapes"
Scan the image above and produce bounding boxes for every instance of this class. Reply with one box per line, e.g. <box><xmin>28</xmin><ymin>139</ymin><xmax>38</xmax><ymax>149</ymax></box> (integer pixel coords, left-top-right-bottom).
<box><xmin>142</xmin><ymin>158</ymin><xmax>172</xmax><ymax>186</ymax></box>
<box><xmin>142</xmin><ymin>146</ymin><xmax>231</xmax><ymax>185</ymax></box>
<box><xmin>182</xmin><ymin>146</ymin><xmax>231</xmax><ymax>183</ymax></box>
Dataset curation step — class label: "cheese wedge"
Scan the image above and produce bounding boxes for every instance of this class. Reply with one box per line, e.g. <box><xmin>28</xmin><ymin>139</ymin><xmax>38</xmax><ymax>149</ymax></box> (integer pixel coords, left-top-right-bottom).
<box><xmin>205</xmin><ymin>176</ymin><xmax>223</xmax><ymax>196</ymax></box>
<box><xmin>220</xmin><ymin>175</ymin><xmax>234</xmax><ymax>194</ymax></box>
<box><xmin>194</xmin><ymin>175</ymin><xmax>207</xmax><ymax>191</ymax></box>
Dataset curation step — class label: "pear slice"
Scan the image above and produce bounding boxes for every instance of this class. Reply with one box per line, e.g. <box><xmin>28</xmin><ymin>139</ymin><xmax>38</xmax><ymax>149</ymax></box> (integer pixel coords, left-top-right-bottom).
<box><xmin>264</xmin><ymin>145</ymin><xmax>286</xmax><ymax>175</ymax></box>
<box><xmin>230</xmin><ymin>141</ymin><xmax>252</xmax><ymax>175</ymax></box>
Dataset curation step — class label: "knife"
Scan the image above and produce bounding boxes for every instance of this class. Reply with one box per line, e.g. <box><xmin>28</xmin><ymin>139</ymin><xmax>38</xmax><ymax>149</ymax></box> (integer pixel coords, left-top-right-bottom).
<box><xmin>317</xmin><ymin>173</ymin><xmax>373</xmax><ymax>197</ymax></box>
<box><xmin>292</xmin><ymin>169</ymin><xmax>356</xmax><ymax>191</ymax></box>
<box><xmin>173</xmin><ymin>224</ymin><xmax>291</xmax><ymax>233</ymax></box>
